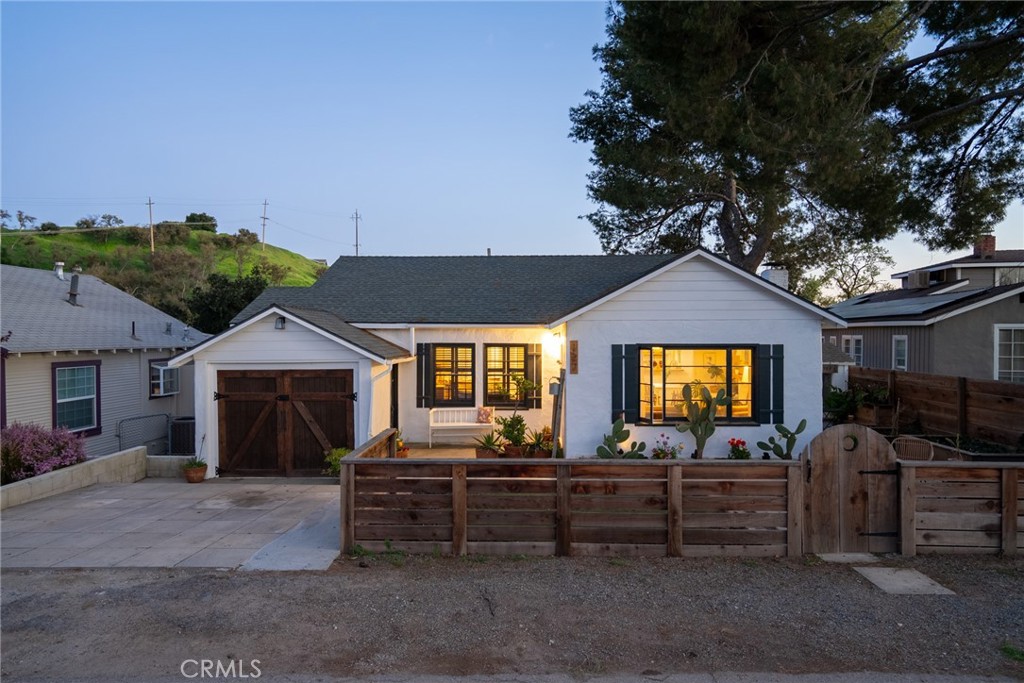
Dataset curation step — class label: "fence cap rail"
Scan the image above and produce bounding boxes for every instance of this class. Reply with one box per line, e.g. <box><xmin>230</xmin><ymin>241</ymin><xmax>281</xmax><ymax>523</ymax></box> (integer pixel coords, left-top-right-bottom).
<box><xmin>349</xmin><ymin>457</ymin><xmax>802</xmax><ymax>466</ymax></box>
<box><xmin>897</xmin><ymin>459</ymin><xmax>1023</xmax><ymax>469</ymax></box>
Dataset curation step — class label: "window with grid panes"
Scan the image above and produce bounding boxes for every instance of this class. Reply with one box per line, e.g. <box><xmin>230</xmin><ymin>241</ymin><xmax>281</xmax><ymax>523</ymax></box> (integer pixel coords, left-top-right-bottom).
<box><xmin>433</xmin><ymin>344</ymin><xmax>474</xmax><ymax>405</ymax></box>
<box><xmin>484</xmin><ymin>344</ymin><xmax>527</xmax><ymax>406</ymax></box>
<box><xmin>996</xmin><ymin>326</ymin><xmax>1024</xmax><ymax>383</ymax></box>
<box><xmin>54</xmin><ymin>363</ymin><xmax>99</xmax><ymax>433</ymax></box>
<box><xmin>638</xmin><ymin>346</ymin><xmax>754</xmax><ymax>423</ymax></box>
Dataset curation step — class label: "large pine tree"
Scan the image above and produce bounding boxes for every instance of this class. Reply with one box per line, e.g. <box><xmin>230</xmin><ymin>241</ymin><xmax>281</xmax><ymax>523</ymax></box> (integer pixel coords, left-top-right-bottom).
<box><xmin>569</xmin><ymin>2</ymin><xmax>1024</xmax><ymax>272</ymax></box>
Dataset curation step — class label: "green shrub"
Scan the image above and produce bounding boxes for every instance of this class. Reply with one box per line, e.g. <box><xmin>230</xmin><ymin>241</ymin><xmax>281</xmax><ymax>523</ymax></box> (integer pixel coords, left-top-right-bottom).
<box><xmin>323</xmin><ymin>447</ymin><xmax>352</xmax><ymax>477</ymax></box>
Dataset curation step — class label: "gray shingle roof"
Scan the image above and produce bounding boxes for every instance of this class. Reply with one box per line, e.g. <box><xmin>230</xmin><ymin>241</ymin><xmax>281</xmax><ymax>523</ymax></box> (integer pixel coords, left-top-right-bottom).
<box><xmin>892</xmin><ymin>249</ymin><xmax>1024</xmax><ymax>277</ymax></box>
<box><xmin>0</xmin><ymin>265</ymin><xmax>209</xmax><ymax>353</ymax></box>
<box><xmin>286</xmin><ymin>307</ymin><xmax>411</xmax><ymax>360</ymax></box>
<box><xmin>234</xmin><ymin>254</ymin><xmax>681</xmax><ymax>325</ymax></box>
<box><xmin>829</xmin><ymin>282</ymin><xmax>1024</xmax><ymax>322</ymax></box>
<box><xmin>822</xmin><ymin>339</ymin><xmax>855</xmax><ymax>365</ymax></box>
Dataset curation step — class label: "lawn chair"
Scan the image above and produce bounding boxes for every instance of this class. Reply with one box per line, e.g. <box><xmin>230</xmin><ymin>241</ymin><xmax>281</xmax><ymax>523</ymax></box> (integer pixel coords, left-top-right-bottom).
<box><xmin>892</xmin><ymin>435</ymin><xmax>934</xmax><ymax>461</ymax></box>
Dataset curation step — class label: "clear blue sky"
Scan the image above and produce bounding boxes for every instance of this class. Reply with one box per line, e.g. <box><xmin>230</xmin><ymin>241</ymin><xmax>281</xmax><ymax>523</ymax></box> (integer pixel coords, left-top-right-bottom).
<box><xmin>2</xmin><ymin>1</ymin><xmax>1021</xmax><ymax>276</ymax></box>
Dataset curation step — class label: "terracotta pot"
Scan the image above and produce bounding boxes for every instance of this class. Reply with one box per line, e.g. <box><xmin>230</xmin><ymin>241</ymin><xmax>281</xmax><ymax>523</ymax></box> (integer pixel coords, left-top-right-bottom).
<box><xmin>528</xmin><ymin>448</ymin><xmax>552</xmax><ymax>459</ymax></box>
<box><xmin>475</xmin><ymin>447</ymin><xmax>499</xmax><ymax>459</ymax></box>
<box><xmin>183</xmin><ymin>466</ymin><xmax>207</xmax><ymax>483</ymax></box>
<box><xmin>502</xmin><ymin>445</ymin><xmax>523</xmax><ymax>458</ymax></box>
<box><xmin>395</xmin><ymin>447</ymin><xmax>410</xmax><ymax>459</ymax></box>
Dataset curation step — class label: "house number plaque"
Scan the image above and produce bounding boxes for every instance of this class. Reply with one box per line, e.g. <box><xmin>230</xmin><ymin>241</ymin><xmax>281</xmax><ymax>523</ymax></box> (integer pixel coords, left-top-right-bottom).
<box><xmin>569</xmin><ymin>340</ymin><xmax>578</xmax><ymax>374</ymax></box>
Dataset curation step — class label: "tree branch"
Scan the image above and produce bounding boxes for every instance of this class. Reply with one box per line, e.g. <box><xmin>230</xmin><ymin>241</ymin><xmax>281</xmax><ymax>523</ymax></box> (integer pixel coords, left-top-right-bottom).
<box><xmin>891</xmin><ymin>27</ymin><xmax>1024</xmax><ymax>76</ymax></box>
<box><xmin>896</xmin><ymin>87</ymin><xmax>1024</xmax><ymax>131</ymax></box>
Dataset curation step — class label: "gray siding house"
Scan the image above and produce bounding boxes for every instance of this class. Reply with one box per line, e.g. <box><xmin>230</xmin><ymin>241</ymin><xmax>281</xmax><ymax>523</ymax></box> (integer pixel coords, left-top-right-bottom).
<box><xmin>823</xmin><ymin>238</ymin><xmax>1024</xmax><ymax>382</ymax></box>
<box><xmin>0</xmin><ymin>264</ymin><xmax>208</xmax><ymax>457</ymax></box>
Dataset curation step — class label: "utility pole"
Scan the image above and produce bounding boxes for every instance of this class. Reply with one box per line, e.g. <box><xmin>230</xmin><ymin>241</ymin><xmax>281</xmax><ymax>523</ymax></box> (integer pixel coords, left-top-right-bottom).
<box><xmin>351</xmin><ymin>209</ymin><xmax>362</xmax><ymax>256</ymax></box>
<box><xmin>260</xmin><ymin>199</ymin><xmax>269</xmax><ymax>252</ymax></box>
<box><xmin>147</xmin><ymin>197</ymin><xmax>155</xmax><ymax>254</ymax></box>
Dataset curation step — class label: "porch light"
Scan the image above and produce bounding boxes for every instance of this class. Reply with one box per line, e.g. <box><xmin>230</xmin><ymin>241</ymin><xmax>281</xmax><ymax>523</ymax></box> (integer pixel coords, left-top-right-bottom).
<box><xmin>275</xmin><ymin>316</ymin><xmax>287</xmax><ymax>330</ymax></box>
<box><xmin>542</xmin><ymin>331</ymin><xmax>563</xmax><ymax>359</ymax></box>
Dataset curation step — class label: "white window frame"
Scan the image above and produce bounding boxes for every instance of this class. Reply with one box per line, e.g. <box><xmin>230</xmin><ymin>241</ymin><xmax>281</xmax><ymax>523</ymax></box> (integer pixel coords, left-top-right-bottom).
<box><xmin>892</xmin><ymin>335</ymin><xmax>908</xmax><ymax>371</ymax></box>
<box><xmin>995</xmin><ymin>267</ymin><xmax>1024</xmax><ymax>286</ymax></box>
<box><xmin>993</xmin><ymin>324</ymin><xmax>1024</xmax><ymax>383</ymax></box>
<box><xmin>842</xmin><ymin>335</ymin><xmax>864</xmax><ymax>366</ymax></box>
<box><xmin>149</xmin><ymin>362</ymin><xmax>180</xmax><ymax>398</ymax></box>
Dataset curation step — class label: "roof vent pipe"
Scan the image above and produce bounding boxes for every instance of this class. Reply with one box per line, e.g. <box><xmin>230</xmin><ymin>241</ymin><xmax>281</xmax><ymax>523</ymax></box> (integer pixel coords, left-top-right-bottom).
<box><xmin>68</xmin><ymin>274</ymin><xmax>80</xmax><ymax>306</ymax></box>
<box><xmin>165</xmin><ymin>323</ymin><xmax>173</xmax><ymax>335</ymax></box>
<box><xmin>55</xmin><ymin>262</ymin><xmax>65</xmax><ymax>280</ymax></box>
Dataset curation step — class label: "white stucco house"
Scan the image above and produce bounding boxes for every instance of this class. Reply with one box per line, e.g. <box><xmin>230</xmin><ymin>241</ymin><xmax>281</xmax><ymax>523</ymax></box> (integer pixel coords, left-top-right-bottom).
<box><xmin>0</xmin><ymin>264</ymin><xmax>207</xmax><ymax>457</ymax></box>
<box><xmin>167</xmin><ymin>249</ymin><xmax>845</xmax><ymax>476</ymax></box>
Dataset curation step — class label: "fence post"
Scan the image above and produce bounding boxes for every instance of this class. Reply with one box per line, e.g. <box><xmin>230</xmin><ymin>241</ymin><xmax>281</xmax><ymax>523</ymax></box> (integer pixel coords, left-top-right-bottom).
<box><xmin>956</xmin><ymin>376</ymin><xmax>968</xmax><ymax>437</ymax></box>
<box><xmin>556</xmin><ymin>463</ymin><xmax>572</xmax><ymax>556</ymax></box>
<box><xmin>899</xmin><ymin>464</ymin><xmax>917</xmax><ymax>556</ymax></box>
<box><xmin>668</xmin><ymin>464</ymin><xmax>683</xmax><ymax>557</ymax></box>
<box><xmin>340</xmin><ymin>462</ymin><xmax>355</xmax><ymax>554</ymax></box>
<box><xmin>1001</xmin><ymin>468</ymin><xmax>1019</xmax><ymax>557</ymax></box>
<box><xmin>452</xmin><ymin>464</ymin><xmax>468</xmax><ymax>556</ymax></box>
<box><xmin>786</xmin><ymin>464</ymin><xmax>804</xmax><ymax>557</ymax></box>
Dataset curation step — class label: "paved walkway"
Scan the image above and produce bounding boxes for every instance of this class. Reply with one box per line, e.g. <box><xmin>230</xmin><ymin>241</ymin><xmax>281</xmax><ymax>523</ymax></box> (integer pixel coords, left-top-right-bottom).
<box><xmin>1</xmin><ymin>479</ymin><xmax>338</xmax><ymax>569</ymax></box>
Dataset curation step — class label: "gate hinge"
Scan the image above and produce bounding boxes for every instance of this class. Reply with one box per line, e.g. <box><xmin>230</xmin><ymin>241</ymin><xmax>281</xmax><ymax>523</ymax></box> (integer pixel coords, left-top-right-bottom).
<box><xmin>341</xmin><ymin>392</ymin><xmax>358</xmax><ymax>401</ymax></box>
<box><xmin>214</xmin><ymin>391</ymin><xmax>230</xmax><ymax>401</ymax></box>
<box><xmin>859</xmin><ymin>469</ymin><xmax>899</xmax><ymax>475</ymax></box>
<box><xmin>277</xmin><ymin>394</ymin><xmax>290</xmax><ymax>401</ymax></box>
<box><xmin>859</xmin><ymin>531</ymin><xmax>898</xmax><ymax>537</ymax></box>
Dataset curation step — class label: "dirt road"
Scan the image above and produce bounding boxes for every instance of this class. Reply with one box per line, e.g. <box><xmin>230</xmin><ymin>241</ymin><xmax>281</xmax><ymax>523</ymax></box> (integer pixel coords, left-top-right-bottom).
<box><xmin>2</xmin><ymin>554</ymin><xmax>1022</xmax><ymax>681</ymax></box>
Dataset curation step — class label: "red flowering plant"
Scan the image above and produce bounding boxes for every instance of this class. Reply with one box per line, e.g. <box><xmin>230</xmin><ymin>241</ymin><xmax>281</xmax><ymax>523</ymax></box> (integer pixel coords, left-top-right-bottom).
<box><xmin>727</xmin><ymin>437</ymin><xmax>752</xmax><ymax>460</ymax></box>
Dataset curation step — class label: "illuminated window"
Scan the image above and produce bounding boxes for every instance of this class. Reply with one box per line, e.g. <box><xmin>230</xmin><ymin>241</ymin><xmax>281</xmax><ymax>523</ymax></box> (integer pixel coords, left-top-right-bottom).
<box><xmin>637</xmin><ymin>346</ymin><xmax>754</xmax><ymax>423</ymax></box>
<box><xmin>484</xmin><ymin>344</ymin><xmax>527</xmax><ymax>406</ymax></box>
<box><xmin>433</xmin><ymin>344</ymin><xmax>474</xmax><ymax>406</ymax></box>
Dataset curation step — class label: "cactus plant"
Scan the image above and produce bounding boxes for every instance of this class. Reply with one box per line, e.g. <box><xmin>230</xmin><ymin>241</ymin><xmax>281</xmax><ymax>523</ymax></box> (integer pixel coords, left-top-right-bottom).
<box><xmin>756</xmin><ymin>419</ymin><xmax>807</xmax><ymax>460</ymax></box>
<box><xmin>596</xmin><ymin>418</ymin><xmax>647</xmax><ymax>459</ymax></box>
<box><xmin>675</xmin><ymin>383</ymin><xmax>731</xmax><ymax>459</ymax></box>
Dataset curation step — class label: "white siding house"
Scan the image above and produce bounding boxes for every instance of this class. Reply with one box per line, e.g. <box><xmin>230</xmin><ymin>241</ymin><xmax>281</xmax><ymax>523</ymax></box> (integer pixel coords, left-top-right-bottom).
<box><xmin>170</xmin><ymin>250</ymin><xmax>844</xmax><ymax>476</ymax></box>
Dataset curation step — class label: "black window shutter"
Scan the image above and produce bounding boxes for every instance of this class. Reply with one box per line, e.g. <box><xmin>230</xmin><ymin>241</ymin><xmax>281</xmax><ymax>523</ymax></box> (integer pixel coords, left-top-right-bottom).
<box><xmin>771</xmin><ymin>344</ymin><xmax>784</xmax><ymax>424</ymax></box>
<box><xmin>755</xmin><ymin>345</ymin><xmax>785</xmax><ymax>425</ymax></box>
<box><xmin>611</xmin><ymin>344</ymin><xmax>624</xmax><ymax>422</ymax></box>
<box><xmin>756</xmin><ymin>345</ymin><xmax>771</xmax><ymax>424</ymax></box>
<box><xmin>623</xmin><ymin>344</ymin><xmax>639</xmax><ymax>423</ymax></box>
<box><xmin>416</xmin><ymin>343</ymin><xmax>434</xmax><ymax>408</ymax></box>
<box><xmin>526</xmin><ymin>343</ymin><xmax>542</xmax><ymax>409</ymax></box>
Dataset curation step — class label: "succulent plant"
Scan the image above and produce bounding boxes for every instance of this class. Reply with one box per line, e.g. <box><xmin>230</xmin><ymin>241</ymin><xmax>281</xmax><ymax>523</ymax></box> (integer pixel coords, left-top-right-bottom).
<box><xmin>675</xmin><ymin>383</ymin><xmax>731</xmax><ymax>459</ymax></box>
<box><xmin>756</xmin><ymin>419</ymin><xmax>807</xmax><ymax>460</ymax></box>
<box><xmin>596</xmin><ymin>418</ymin><xmax>647</xmax><ymax>459</ymax></box>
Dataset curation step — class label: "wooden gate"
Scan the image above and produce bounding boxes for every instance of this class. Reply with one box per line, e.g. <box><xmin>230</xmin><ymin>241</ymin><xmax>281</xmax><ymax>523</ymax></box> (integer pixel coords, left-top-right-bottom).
<box><xmin>217</xmin><ymin>370</ymin><xmax>355</xmax><ymax>476</ymax></box>
<box><xmin>803</xmin><ymin>423</ymin><xmax>899</xmax><ymax>553</ymax></box>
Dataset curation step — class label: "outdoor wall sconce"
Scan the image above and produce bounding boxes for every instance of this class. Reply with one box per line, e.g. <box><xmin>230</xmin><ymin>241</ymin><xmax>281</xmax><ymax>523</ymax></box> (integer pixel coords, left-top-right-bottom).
<box><xmin>275</xmin><ymin>316</ymin><xmax>287</xmax><ymax>330</ymax></box>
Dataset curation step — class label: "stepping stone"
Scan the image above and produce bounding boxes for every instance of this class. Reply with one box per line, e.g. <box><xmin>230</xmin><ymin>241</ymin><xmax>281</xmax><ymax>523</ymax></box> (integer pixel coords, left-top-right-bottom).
<box><xmin>854</xmin><ymin>567</ymin><xmax>955</xmax><ymax>595</ymax></box>
<box><xmin>817</xmin><ymin>553</ymin><xmax>879</xmax><ymax>563</ymax></box>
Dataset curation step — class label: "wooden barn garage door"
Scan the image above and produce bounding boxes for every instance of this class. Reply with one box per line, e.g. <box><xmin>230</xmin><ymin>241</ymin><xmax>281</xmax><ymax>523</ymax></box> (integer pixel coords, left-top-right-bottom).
<box><xmin>217</xmin><ymin>370</ymin><xmax>355</xmax><ymax>476</ymax></box>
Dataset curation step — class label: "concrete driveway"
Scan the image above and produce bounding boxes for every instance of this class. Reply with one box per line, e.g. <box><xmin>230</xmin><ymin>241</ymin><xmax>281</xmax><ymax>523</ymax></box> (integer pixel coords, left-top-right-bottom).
<box><xmin>1</xmin><ymin>479</ymin><xmax>339</xmax><ymax>570</ymax></box>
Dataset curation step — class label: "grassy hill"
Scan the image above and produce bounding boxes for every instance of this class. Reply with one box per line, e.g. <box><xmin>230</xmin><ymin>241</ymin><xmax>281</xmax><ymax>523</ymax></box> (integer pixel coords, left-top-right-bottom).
<box><xmin>0</xmin><ymin>227</ymin><xmax>323</xmax><ymax>286</ymax></box>
<box><xmin>0</xmin><ymin>226</ymin><xmax>324</xmax><ymax>331</ymax></box>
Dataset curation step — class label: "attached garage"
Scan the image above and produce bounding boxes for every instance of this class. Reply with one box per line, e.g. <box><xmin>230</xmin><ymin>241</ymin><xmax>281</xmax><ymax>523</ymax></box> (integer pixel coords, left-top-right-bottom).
<box><xmin>168</xmin><ymin>306</ymin><xmax>413</xmax><ymax>479</ymax></box>
<box><xmin>217</xmin><ymin>369</ymin><xmax>355</xmax><ymax>476</ymax></box>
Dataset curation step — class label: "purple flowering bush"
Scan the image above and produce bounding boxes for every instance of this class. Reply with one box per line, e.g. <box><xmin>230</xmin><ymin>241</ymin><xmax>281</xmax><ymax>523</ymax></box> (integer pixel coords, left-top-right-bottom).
<box><xmin>1</xmin><ymin>423</ymin><xmax>86</xmax><ymax>485</ymax></box>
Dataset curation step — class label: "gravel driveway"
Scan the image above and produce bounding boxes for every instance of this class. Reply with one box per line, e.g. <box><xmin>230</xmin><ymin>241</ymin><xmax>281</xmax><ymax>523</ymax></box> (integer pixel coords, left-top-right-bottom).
<box><xmin>1</xmin><ymin>553</ymin><xmax>1022</xmax><ymax>681</ymax></box>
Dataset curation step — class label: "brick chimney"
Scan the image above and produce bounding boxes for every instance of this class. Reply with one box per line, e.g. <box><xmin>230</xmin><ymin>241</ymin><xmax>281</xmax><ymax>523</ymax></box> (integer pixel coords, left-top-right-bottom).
<box><xmin>973</xmin><ymin>235</ymin><xmax>996</xmax><ymax>257</ymax></box>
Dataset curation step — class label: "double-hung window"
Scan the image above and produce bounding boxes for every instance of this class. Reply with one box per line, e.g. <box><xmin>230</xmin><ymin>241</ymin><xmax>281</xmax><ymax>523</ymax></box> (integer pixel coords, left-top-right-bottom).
<box><xmin>892</xmin><ymin>336</ymin><xmax>908</xmax><ymax>371</ymax></box>
<box><xmin>995</xmin><ymin>325</ymin><xmax>1024</xmax><ymax>383</ymax></box>
<box><xmin>483</xmin><ymin>344</ymin><xmax>541</xmax><ymax>408</ymax></box>
<box><xmin>53</xmin><ymin>361</ymin><xmax>101</xmax><ymax>435</ymax></box>
<box><xmin>638</xmin><ymin>346</ymin><xmax>754</xmax><ymax>423</ymax></box>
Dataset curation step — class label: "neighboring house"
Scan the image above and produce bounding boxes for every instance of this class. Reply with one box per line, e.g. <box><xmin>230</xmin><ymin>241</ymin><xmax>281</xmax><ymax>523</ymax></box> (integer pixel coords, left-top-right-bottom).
<box><xmin>169</xmin><ymin>249</ymin><xmax>844</xmax><ymax>476</ymax></box>
<box><xmin>890</xmin><ymin>235</ymin><xmax>1024</xmax><ymax>289</ymax></box>
<box><xmin>0</xmin><ymin>264</ymin><xmax>208</xmax><ymax>457</ymax></box>
<box><xmin>823</xmin><ymin>236</ymin><xmax>1024</xmax><ymax>382</ymax></box>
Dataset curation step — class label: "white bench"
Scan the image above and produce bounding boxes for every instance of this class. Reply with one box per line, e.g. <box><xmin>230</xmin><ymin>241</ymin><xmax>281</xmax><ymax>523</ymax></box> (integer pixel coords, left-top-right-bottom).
<box><xmin>428</xmin><ymin>407</ymin><xmax>494</xmax><ymax>448</ymax></box>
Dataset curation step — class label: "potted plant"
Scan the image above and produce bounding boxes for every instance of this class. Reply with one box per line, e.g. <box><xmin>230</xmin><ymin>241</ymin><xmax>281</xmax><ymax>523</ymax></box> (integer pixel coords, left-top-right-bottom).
<box><xmin>496</xmin><ymin>414</ymin><xmax>527</xmax><ymax>457</ymax></box>
<box><xmin>727</xmin><ymin>437</ymin><xmax>752</xmax><ymax>459</ymax></box>
<box><xmin>525</xmin><ymin>427</ymin><xmax>552</xmax><ymax>458</ymax></box>
<box><xmin>473</xmin><ymin>431</ymin><xmax>504</xmax><ymax>458</ymax></box>
<box><xmin>395</xmin><ymin>430</ymin><xmax>410</xmax><ymax>458</ymax></box>
<box><xmin>181</xmin><ymin>456</ymin><xmax>207</xmax><ymax>483</ymax></box>
<box><xmin>650</xmin><ymin>433</ymin><xmax>679</xmax><ymax>459</ymax></box>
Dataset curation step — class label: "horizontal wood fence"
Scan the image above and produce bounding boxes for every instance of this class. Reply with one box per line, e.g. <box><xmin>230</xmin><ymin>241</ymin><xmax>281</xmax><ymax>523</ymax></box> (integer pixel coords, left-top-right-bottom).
<box><xmin>850</xmin><ymin>367</ymin><xmax>1024</xmax><ymax>448</ymax></box>
<box><xmin>900</xmin><ymin>462</ymin><xmax>1022</xmax><ymax>556</ymax></box>
<box><xmin>340</xmin><ymin>459</ymin><xmax>803</xmax><ymax>558</ymax></box>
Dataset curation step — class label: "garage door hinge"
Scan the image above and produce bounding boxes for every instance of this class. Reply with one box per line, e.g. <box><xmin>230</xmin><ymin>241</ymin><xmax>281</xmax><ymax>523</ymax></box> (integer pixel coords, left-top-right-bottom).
<box><xmin>213</xmin><ymin>391</ymin><xmax>229</xmax><ymax>401</ymax></box>
<box><xmin>343</xmin><ymin>392</ymin><xmax>358</xmax><ymax>401</ymax></box>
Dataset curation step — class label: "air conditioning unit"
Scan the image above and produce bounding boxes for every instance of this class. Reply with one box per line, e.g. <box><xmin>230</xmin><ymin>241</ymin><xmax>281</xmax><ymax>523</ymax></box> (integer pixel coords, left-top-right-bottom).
<box><xmin>170</xmin><ymin>417</ymin><xmax>196</xmax><ymax>455</ymax></box>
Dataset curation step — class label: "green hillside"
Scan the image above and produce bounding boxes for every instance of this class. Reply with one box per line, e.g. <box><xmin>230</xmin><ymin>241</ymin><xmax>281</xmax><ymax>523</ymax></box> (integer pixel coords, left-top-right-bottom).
<box><xmin>0</xmin><ymin>225</ymin><xmax>324</xmax><ymax>331</ymax></box>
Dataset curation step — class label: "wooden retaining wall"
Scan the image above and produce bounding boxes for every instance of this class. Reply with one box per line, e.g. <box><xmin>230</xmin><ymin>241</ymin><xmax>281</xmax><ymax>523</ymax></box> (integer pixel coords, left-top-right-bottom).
<box><xmin>340</xmin><ymin>459</ymin><xmax>803</xmax><ymax>558</ymax></box>
<box><xmin>900</xmin><ymin>462</ymin><xmax>1022</xmax><ymax>556</ymax></box>
<box><xmin>849</xmin><ymin>367</ymin><xmax>1024</xmax><ymax>447</ymax></box>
